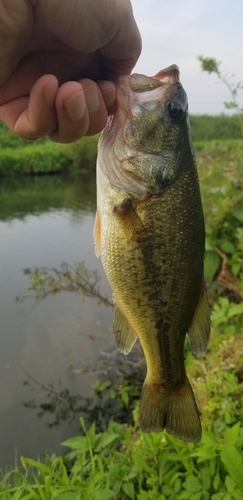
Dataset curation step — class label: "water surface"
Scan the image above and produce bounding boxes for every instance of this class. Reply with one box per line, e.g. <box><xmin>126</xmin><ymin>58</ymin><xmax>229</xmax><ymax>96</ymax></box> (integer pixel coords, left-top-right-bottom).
<box><xmin>0</xmin><ymin>173</ymin><xmax>114</xmax><ymax>470</ymax></box>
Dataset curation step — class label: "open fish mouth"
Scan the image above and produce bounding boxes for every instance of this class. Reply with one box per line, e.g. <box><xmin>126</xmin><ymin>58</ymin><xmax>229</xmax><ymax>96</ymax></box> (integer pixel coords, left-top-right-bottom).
<box><xmin>130</xmin><ymin>64</ymin><xmax>180</xmax><ymax>93</ymax></box>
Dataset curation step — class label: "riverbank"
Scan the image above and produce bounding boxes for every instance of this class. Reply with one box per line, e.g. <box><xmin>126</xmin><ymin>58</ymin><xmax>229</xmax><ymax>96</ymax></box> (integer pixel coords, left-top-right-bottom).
<box><xmin>0</xmin><ymin>131</ymin><xmax>98</xmax><ymax>176</ymax></box>
<box><xmin>0</xmin><ymin>114</ymin><xmax>242</xmax><ymax>176</ymax></box>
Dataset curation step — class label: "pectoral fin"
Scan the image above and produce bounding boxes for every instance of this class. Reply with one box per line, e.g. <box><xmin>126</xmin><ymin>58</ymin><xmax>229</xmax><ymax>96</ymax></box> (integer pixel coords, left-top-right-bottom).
<box><xmin>187</xmin><ymin>280</ymin><xmax>211</xmax><ymax>356</ymax></box>
<box><xmin>113</xmin><ymin>304</ymin><xmax>137</xmax><ymax>354</ymax></box>
<box><xmin>93</xmin><ymin>210</ymin><xmax>101</xmax><ymax>257</ymax></box>
<box><xmin>113</xmin><ymin>198</ymin><xmax>146</xmax><ymax>238</ymax></box>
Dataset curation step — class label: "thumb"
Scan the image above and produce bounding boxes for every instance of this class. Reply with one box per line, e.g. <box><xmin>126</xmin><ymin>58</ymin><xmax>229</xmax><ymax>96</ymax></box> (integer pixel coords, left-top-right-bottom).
<box><xmin>0</xmin><ymin>0</ymin><xmax>32</xmax><ymax>85</ymax></box>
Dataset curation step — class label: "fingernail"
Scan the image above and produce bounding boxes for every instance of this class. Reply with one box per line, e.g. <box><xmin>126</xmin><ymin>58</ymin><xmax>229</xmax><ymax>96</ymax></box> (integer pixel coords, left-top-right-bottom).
<box><xmin>43</xmin><ymin>77</ymin><xmax>58</xmax><ymax>107</ymax></box>
<box><xmin>85</xmin><ymin>86</ymin><xmax>100</xmax><ymax>113</ymax></box>
<box><xmin>64</xmin><ymin>89</ymin><xmax>86</xmax><ymax>121</ymax></box>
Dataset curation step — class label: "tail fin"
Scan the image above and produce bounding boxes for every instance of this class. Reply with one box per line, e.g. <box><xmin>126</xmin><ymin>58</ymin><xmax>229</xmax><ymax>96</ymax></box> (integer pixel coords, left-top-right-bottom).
<box><xmin>139</xmin><ymin>377</ymin><xmax>201</xmax><ymax>442</ymax></box>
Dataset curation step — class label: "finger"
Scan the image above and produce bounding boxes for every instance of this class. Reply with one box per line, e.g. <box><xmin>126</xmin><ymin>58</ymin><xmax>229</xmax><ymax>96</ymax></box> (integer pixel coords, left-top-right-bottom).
<box><xmin>97</xmin><ymin>80</ymin><xmax>116</xmax><ymax>115</ymax></box>
<box><xmin>47</xmin><ymin>81</ymin><xmax>89</xmax><ymax>143</ymax></box>
<box><xmin>0</xmin><ymin>75</ymin><xmax>59</xmax><ymax>139</ymax></box>
<box><xmin>82</xmin><ymin>79</ymin><xmax>108</xmax><ymax>136</ymax></box>
<box><xmin>48</xmin><ymin>80</ymin><xmax>108</xmax><ymax>143</ymax></box>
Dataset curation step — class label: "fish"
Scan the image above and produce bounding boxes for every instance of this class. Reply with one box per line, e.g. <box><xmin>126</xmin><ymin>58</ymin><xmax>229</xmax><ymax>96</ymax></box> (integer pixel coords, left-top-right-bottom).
<box><xmin>93</xmin><ymin>64</ymin><xmax>211</xmax><ymax>442</ymax></box>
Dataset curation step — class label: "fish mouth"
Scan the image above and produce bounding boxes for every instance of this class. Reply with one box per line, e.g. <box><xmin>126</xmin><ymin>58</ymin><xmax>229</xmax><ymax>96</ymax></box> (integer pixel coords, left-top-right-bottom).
<box><xmin>154</xmin><ymin>64</ymin><xmax>180</xmax><ymax>84</ymax></box>
<box><xmin>130</xmin><ymin>65</ymin><xmax>180</xmax><ymax>93</ymax></box>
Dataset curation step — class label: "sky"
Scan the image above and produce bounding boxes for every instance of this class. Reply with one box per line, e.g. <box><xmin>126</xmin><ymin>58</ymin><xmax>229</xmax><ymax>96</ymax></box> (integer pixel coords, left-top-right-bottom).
<box><xmin>130</xmin><ymin>0</ymin><xmax>243</xmax><ymax>115</ymax></box>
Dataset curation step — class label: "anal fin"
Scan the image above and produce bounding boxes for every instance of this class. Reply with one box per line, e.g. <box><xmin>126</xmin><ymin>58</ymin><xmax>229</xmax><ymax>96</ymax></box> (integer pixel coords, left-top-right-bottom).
<box><xmin>187</xmin><ymin>280</ymin><xmax>211</xmax><ymax>356</ymax></box>
<box><xmin>113</xmin><ymin>305</ymin><xmax>137</xmax><ymax>355</ymax></box>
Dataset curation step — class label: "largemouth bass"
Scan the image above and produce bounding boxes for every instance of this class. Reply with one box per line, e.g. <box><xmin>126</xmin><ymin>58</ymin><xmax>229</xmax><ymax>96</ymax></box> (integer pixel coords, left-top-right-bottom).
<box><xmin>94</xmin><ymin>65</ymin><xmax>211</xmax><ymax>442</ymax></box>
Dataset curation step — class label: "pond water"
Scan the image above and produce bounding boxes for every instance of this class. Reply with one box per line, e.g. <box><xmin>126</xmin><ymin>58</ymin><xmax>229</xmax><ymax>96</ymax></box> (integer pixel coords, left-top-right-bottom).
<box><xmin>0</xmin><ymin>173</ymin><xmax>115</xmax><ymax>471</ymax></box>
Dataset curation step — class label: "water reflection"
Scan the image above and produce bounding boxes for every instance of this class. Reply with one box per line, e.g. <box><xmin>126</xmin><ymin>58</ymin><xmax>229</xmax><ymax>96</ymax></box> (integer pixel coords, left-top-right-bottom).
<box><xmin>21</xmin><ymin>346</ymin><xmax>144</xmax><ymax>432</ymax></box>
<box><xmin>16</xmin><ymin>262</ymin><xmax>113</xmax><ymax>307</ymax></box>
<box><xmin>0</xmin><ymin>173</ymin><xmax>115</xmax><ymax>470</ymax></box>
<box><xmin>0</xmin><ymin>172</ymin><xmax>96</xmax><ymax>221</ymax></box>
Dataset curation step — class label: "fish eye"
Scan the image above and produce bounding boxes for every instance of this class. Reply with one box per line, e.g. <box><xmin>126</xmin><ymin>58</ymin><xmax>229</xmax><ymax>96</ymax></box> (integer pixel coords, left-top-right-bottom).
<box><xmin>167</xmin><ymin>101</ymin><xmax>184</xmax><ymax>122</ymax></box>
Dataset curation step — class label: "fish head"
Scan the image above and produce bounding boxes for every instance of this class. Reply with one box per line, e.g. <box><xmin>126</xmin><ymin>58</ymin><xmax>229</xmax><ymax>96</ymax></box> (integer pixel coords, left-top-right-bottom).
<box><xmin>98</xmin><ymin>65</ymin><xmax>191</xmax><ymax>199</ymax></box>
<box><xmin>126</xmin><ymin>64</ymin><xmax>188</xmax><ymax>152</ymax></box>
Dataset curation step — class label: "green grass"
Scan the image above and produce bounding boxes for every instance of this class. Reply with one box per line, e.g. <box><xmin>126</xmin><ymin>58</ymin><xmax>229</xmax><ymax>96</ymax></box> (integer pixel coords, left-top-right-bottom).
<box><xmin>190</xmin><ymin>114</ymin><xmax>242</xmax><ymax>142</ymax></box>
<box><xmin>0</xmin><ymin>119</ymin><xmax>99</xmax><ymax>175</ymax></box>
<box><xmin>0</xmin><ymin>142</ymin><xmax>72</xmax><ymax>176</ymax></box>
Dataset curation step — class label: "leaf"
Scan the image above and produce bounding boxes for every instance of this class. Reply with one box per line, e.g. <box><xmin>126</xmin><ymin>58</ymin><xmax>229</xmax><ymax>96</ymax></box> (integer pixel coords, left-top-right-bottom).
<box><xmin>232</xmin><ymin>209</ymin><xmax>243</xmax><ymax>223</ymax></box>
<box><xmin>132</xmin><ymin>453</ymin><xmax>154</xmax><ymax>474</ymax></box>
<box><xmin>179</xmin><ymin>491</ymin><xmax>193</xmax><ymax>499</ymax></box>
<box><xmin>183</xmin><ymin>475</ymin><xmax>202</xmax><ymax>493</ymax></box>
<box><xmin>201</xmin><ymin>492</ymin><xmax>210</xmax><ymax>500</ymax></box>
<box><xmin>220</xmin><ymin>446</ymin><xmax>243</xmax><ymax>486</ymax></box>
<box><xmin>189</xmin><ymin>448</ymin><xmax>217</xmax><ymax>461</ymax></box>
<box><xmin>62</xmin><ymin>436</ymin><xmax>87</xmax><ymax>451</ymax></box>
<box><xmin>53</xmin><ymin>494</ymin><xmax>77</xmax><ymax>500</ymax></box>
<box><xmin>199</xmin><ymin>467</ymin><xmax>211</xmax><ymax>490</ymax></box>
<box><xmin>213</xmin><ymin>472</ymin><xmax>221</xmax><ymax>491</ymax></box>
<box><xmin>224</xmin><ymin>102</ymin><xmax>237</xmax><ymax>109</ymax></box>
<box><xmin>227</xmin><ymin>302</ymin><xmax>243</xmax><ymax>319</ymax></box>
<box><xmin>162</xmin><ymin>485</ymin><xmax>173</xmax><ymax>496</ymax></box>
<box><xmin>173</xmin><ymin>478</ymin><xmax>182</xmax><ymax>493</ymax></box>
<box><xmin>225</xmin><ymin>475</ymin><xmax>235</xmax><ymax>493</ymax></box>
<box><xmin>20</xmin><ymin>457</ymin><xmax>53</xmax><ymax>476</ymax></box>
<box><xmin>198</xmin><ymin>56</ymin><xmax>220</xmax><ymax>74</ymax></box>
<box><xmin>97</xmin><ymin>488</ymin><xmax>116</xmax><ymax>500</ymax></box>
<box><xmin>224</xmin><ymin>422</ymin><xmax>240</xmax><ymax>446</ymax></box>
<box><xmin>204</xmin><ymin>250</ymin><xmax>221</xmax><ymax>280</ymax></box>
<box><xmin>95</xmin><ymin>432</ymin><xmax>119</xmax><ymax>451</ymax></box>
<box><xmin>123</xmin><ymin>482</ymin><xmax>135</xmax><ymax>500</ymax></box>
<box><xmin>232</xmin><ymin>490</ymin><xmax>243</xmax><ymax>500</ymax></box>
<box><xmin>219</xmin><ymin>240</ymin><xmax>235</xmax><ymax>254</ymax></box>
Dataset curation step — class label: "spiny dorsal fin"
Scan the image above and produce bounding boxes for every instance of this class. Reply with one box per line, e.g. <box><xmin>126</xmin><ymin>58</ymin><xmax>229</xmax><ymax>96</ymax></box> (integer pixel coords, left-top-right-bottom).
<box><xmin>187</xmin><ymin>280</ymin><xmax>211</xmax><ymax>356</ymax></box>
<box><xmin>113</xmin><ymin>304</ymin><xmax>137</xmax><ymax>355</ymax></box>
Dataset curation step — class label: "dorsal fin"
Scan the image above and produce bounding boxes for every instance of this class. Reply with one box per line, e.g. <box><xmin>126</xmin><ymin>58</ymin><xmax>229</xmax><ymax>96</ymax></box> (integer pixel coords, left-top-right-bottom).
<box><xmin>187</xmin><ymin>280</ymin><xmax>211</xmax><ymax>356</ymax></box>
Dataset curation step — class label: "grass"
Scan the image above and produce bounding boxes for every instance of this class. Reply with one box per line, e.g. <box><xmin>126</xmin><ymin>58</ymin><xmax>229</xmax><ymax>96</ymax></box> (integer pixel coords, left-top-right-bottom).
<box><xmin>0</xmin><ymin>119</ymin><xmax>99</xmax><ymax>176</ymax></box>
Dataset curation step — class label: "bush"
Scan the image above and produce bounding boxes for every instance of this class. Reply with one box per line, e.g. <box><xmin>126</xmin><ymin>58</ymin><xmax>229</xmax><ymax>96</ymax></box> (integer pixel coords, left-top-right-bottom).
<box><xmin>0</xmin><ymin>142</ymin><xmax>72</xmax><ymax>176</ymax></box>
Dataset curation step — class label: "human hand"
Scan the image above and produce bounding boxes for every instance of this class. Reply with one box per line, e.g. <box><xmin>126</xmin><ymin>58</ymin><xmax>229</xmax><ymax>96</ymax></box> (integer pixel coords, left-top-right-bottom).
<box><xmin>0</xmin><ymin>0</ymin><xmax>141</xmax><ymax>142</ymax></box>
